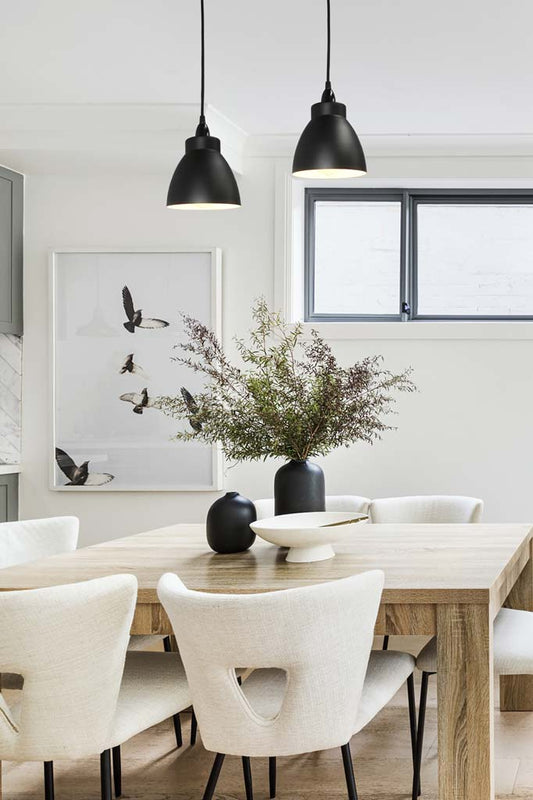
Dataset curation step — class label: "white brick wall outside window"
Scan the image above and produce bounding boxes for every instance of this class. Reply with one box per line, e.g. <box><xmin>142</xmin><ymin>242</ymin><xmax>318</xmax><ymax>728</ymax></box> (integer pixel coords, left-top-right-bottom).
<box><xmin>307</xmin><ymin>190</ymin><xmax>533</xmax><ymax>321</ymax></box>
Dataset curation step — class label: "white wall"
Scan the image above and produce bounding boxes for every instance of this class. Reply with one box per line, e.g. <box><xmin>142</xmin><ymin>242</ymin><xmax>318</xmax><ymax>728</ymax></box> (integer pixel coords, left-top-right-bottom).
<box><xmin>21</xmin><ymin>160</ymin><xmax>275</xmax><ymax>543</ymax></box>
<box><xmin>20</xmin><ymin>153</ymin><xmax>533</xmax><ymax>544</ymax></box>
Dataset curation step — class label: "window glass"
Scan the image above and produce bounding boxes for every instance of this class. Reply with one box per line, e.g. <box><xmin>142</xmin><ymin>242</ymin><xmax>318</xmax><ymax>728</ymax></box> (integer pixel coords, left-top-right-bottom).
<box><xmin>417</xmin><ymin>203</ymin><xmax>533</xmax><ymax>317</ymax></box>
<box><xmin>313</xmin><ymin>201</ymin><xmax>402</xmax><ymax>316</ymax></box>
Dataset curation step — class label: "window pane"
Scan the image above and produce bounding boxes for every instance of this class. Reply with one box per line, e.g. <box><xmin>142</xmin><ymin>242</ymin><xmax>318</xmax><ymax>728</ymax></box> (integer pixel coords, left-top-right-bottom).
<box><xmin>417</xmin><ymin>203</ymin><xmax>533</xmax><ymax>317</ymax></box>
<box><xmin>313</xmin><ymin>201</ymin><xmax>401</xmax><ymax>316</ymax></box>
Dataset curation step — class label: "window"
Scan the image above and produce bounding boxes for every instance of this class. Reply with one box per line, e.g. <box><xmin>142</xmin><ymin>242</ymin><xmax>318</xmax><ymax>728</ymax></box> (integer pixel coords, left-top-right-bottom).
<box><xmin>305</xmin><ymin>189</ymin><xmax>533</xmax><ymax>321</ymax></box>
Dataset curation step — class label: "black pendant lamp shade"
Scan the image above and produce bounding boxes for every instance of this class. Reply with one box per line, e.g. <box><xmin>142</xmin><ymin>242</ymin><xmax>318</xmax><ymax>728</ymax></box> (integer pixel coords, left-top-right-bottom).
<box><xmin>167</xmin><ymin>0</ymin><xmax>240</xmax><ymax>209</ymax></box>
<box><xmin>292</xmin><ymin>0</ymin><xmax>367</xmax><ymax>179</ymax></box>
<box><xmin>167</xmin><ymin>123</ymin><xmax>241</xmax><ymax>209</ymax></box>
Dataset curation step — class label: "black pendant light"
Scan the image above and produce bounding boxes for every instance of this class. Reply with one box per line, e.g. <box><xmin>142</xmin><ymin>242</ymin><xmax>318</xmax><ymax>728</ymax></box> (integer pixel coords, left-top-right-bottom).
<box><xmin>292</xmin><ymin>0</ymin><xmax>367</xmax><ymax>179</ymax></box>
<box><xmin>167</xmin><ymin>0</ymin><xmax>241</xmax><ymax>209</ymax></box>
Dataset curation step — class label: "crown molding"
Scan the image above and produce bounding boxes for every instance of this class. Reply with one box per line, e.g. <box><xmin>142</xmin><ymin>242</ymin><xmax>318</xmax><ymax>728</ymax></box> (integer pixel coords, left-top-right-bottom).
<box><xmin>0</xmin><ymin>103</ymin><xmax>247</xmax><ymax>175</ymax></box>
<box><xmin>246</xmin><ymin>133</ymin><xmax>533</xmax><ymax>159</ymax></box>
<box><xmin>2</xmin><ymin>104</ymin><xmax>533</xmax><ymax>175</ymax></box>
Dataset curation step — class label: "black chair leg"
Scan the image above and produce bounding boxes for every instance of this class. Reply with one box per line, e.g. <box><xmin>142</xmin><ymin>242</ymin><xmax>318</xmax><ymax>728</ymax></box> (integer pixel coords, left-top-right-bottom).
<box><xmin>190</xmin><ymin>709</ymin><xmax>198</xmax><ymax>746</ymax></box>
<box><xmin>242</xmin><ymin>756</ymin><xmax>253</xmax><ymax>800</ymax></box>
<box><xmin>163</xmin><ymin>636</ymin><xmax>183</xmax><ymax>748</ymax></box>
<box><xmin>341</xmin><ymin>743</ymin><xmax>358</xmax><ymax>800</ymax></box>
<box><xmin>202</xmin><ymin>753</ymin><xmax>225</xmax><ymax>800</ymax></box>
<box><xmin>112</xmin><ymin>746</ymin><xmax>122</xmax><ymax>797</ymax></box>
<box><xmin>173</xmin><ymin>712</ymin><xmax>183</xmax><ymax>748</ymax></box>
<box><xmin>382</xmin><ymin>635</ymin><xmax>390</xmax><ymax>650</ymax></box>
<box><xmin>100</xmin><ymin>750</ymin><xmax>113</xmax><ymax>800</ymax></box>
<box><xmin>407</xmin><ymin>674</ymin><xmax>417</xmax><ymax>768</ymax></box>
<box><xmin>269</xmin><ymin>756</ymin><xmax>276</xmax><ymax>798</ymax></box>
<box><xmin>413</xmin><ymin>671</ymin><xmax>433</xmax><ymax>800</ymax></box>
<box><xmin>44</xmin><ymin>761</ymin><xmax>54</xmax><ymax>800</ymax></box>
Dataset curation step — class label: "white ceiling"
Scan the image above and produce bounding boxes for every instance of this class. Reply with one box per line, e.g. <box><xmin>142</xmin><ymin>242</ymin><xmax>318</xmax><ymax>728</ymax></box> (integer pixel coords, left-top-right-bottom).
<box><xmin>2</xmin><ymin>0</ymin><xmax>533</xmax><ymax>137</ymax></box>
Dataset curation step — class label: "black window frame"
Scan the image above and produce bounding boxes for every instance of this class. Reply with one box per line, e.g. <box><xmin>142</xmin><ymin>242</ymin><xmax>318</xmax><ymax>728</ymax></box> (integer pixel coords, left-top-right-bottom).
<box><xmin>305</xmin><ymin>187</ymin><xmax>533</xmax><ymax>322</ymax></box>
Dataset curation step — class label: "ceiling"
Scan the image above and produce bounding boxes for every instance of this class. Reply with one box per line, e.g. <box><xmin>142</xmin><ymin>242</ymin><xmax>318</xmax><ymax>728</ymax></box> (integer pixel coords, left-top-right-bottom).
<box><xmin>1</xmin><ymin>0</ymin><xmax>533</xmax><ymax>138</ymax></box>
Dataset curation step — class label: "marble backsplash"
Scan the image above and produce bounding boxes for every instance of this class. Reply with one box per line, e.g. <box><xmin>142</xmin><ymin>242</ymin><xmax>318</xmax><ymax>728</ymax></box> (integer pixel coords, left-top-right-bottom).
<box><xmin>0</xmin><ymin>334</ymin><xmax>21</xmax><ymax>464</ymax></box>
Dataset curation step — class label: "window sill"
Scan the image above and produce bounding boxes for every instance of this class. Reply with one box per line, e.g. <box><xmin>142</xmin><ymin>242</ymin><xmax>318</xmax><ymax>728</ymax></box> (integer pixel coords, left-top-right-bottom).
<box><xmin>301</xmin><ymin>320</ymin><xmax>533</xmax><ymax>340</ymax></box>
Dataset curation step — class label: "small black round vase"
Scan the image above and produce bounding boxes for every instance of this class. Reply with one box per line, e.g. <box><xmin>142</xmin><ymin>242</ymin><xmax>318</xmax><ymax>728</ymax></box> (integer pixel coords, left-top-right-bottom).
<box><xmin>274</xmin><ymin>459</ymin><xmax>326</xmax><ymax>515</ymax></box>
<box><xmin>206</xmin><ymin>492</ymin><xmax>257</xmax><ymax>554</ymax></box>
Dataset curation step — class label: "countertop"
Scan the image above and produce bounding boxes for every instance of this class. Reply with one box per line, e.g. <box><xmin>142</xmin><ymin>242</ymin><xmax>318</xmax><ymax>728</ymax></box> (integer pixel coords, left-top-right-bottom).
<box><xmin>0</xmin><ymin>464</ymin><xmax>20</xmax><ymax>475</ymax></box>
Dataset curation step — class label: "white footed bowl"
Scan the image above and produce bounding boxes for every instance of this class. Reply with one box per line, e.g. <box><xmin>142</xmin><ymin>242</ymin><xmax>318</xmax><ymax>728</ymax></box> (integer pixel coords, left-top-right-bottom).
<box><xmin>250</xmin><ymin>511</ymin><xmax>369</xmax><ymax>563</ymax></box>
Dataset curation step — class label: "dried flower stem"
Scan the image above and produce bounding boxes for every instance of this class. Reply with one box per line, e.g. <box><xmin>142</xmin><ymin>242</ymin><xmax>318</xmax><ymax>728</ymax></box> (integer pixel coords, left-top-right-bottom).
<box><xmin>159</xmin><ymin>299</ymin><xmax>415</xmax><ymax>463</ymax></box>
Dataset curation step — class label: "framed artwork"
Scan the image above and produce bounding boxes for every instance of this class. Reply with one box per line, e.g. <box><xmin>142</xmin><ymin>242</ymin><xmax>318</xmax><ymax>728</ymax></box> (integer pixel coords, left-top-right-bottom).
<box><xmin>50</xmin><ymin>249</ymin><xmax>222</xmax><ymax>491</ymax></box>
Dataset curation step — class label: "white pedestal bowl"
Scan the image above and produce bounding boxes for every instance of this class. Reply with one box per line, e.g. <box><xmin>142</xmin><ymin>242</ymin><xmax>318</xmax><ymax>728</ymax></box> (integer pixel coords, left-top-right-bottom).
<box><xmin>250</xmin><ymin>511</ymin><xmax>369</xmax><ymax>563</ymax></box>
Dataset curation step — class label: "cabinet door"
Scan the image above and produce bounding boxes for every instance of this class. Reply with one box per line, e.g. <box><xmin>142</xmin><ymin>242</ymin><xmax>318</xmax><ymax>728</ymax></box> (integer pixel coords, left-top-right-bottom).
<box><xmin>0</xmin><ymin>474</ymin><xmax>18</xmax><ymax>522</ymax></box>
<box><xmin>0</xmin><ymin>166</ymin><xmax>23</xmax><ymax>335</ymax></box>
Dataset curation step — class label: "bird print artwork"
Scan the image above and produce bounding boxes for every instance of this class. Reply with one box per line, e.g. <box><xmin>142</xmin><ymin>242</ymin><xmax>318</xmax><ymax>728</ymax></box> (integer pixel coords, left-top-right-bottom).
<box><xmin>119</xmin><ymin>353</ymin><xmax>148</xmax><ymax>378</ymax></box>
<box><xmin>181</xmin><ymin>387</ymin><xmax>202</xmax><ymax>432</ymax></box>
<box><xmin>53</xmin><ymin>251</ymin><xmax>220</xmax><ymax>492</ymax></box>
<box><xmin>122</xmin><ymin>286</ymin><xmax>169</xmax><ymax>333</ymax></box>
<box><xmin>120</xmin><ymin>387</ymin><xmax>162</xmax><ymax>415</ymax></box>
<box><xmin>55</xmin><ymin>447</ymin><xmax>114</xmax><ymax>486</ymax></box>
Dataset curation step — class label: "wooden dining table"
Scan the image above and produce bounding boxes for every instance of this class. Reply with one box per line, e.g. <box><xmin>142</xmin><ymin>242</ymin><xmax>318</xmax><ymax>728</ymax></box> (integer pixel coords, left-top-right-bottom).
<box><xmin>1</xmin><ymin>521</ymin><xmax>533</xmax><ymax>800</ymax></box>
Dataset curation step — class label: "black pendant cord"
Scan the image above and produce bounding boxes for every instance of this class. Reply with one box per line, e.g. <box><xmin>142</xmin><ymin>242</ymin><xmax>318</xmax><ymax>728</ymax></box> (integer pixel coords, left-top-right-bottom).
<box><xmin>166</xmin><ymin>0</ymin><xmax>241</xmax><ymax>206</ymax></box>
<box><xmin>196</xmin><ymin>0</ymin><xmax>209</xmax><ymax>136</ymax></box>
<box><xmin>326</xmin><ymin>0</ymin><xmax>331</xmax><ymax>84</ymax></box>
<box><xmin>322</xmin><ymin>0</ymin><xmax>335</xmax><ymax>102</ymax></box>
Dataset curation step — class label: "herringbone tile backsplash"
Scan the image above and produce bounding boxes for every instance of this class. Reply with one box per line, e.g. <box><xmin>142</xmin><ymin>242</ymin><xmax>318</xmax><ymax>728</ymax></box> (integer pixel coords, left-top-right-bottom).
<box><xmin>0</xmin><ymin>334</ymin><xmax>21</xmax><ymax>464</ymax></box>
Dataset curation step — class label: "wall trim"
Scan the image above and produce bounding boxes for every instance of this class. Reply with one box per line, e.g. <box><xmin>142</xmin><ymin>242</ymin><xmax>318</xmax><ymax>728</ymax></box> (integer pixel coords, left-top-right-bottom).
<box><xmin>248</xmin><ymin>133</ymin><xmax>533</xmax><ymax>159</ymax></box>
<box><xmin>0</xmin><ymin>103</ymin><xmax>247</xmax><ymax>175</ymax></box>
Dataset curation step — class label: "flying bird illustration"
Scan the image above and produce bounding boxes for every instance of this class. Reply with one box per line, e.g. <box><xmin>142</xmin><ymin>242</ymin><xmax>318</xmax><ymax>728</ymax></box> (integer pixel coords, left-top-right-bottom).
<box><xmin>122</xmin><ymin>286</ymin><xmax>169</xmax><ymax>333</ymax></box>
<box><xmin>55</xmin><ymin>447</ymin><xmax>114</xmax><ymax>487</ymax></box>
<box><xmin>119</xmin><ymin>353</ymin><xmax>148</xmax><ymax>378</ymax></box>
<box><xmin>120</xmin><ymin>387</ymin><xmax>161</xmax><ymax>415</ymax></box>
<box><xmin>181</xmin><ymin>387</ymin><xmax>202</xmax><ymax>432</ymax></box>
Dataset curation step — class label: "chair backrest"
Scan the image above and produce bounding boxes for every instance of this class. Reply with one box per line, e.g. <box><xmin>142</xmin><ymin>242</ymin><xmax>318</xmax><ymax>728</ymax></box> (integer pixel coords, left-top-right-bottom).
<box><xmin>158</xmin><ymin>570</ymin><xmax>384</xmax><ymax>757</ymax></box>
<box><xmin>253</xmin><ymin>495</ymin><xmax>371</xmax><ymax>520</ymax></box>
<box><xmin>369</xmin><ymin>495</ymin><xmax>483</xmax><ymax>524</ymax></box>
<box><xmin>0</xmin><ymin>574</ymin><xmax>136</xmax><ymax>762</ymax></box>
<box><xmin>0</xmin><ymin>517</ymin><xmax>79</xmax><ymax>569</ymax></box>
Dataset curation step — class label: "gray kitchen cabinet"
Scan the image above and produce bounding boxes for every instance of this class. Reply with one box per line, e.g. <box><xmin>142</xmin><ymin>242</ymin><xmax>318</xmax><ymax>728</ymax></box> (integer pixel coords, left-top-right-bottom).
<box><xmin>0</xmin><ymin>166</ymin><xmax>23</xmax><ymax>335</ymax></box>
<box><xmin>0</xmin><ymin>473</ymin><xmax>18</xmax><ymax>522</ymax></box>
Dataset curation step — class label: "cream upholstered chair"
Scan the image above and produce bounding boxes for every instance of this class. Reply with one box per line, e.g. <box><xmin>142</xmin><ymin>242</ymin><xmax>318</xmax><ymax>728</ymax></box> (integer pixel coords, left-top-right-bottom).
<box><xmin>414</xmin><ymin>608</ymin><xmax>533</xmax><ymax>800</ymax></box>
<box><xmin>369</xmin><ymin>495</ymin><xmax>483</xmax><ymax>653</ymax></box>
<box><xmin>253</xmin><ymin>495</ymin><xmax>371</xmax><ymax>520</ymax></box>
<box><xmin>128</xmin><ymin>634</ymin><xmax>193</xmax><ymax>747</ymax></box>
<box><xmin>369</xmin><ymin>495</ymin><xmax>483</xmax><ymax>524</ymax></box>
<box><xmin>0</xmin><ymin>516</ymin><xmax>79</xmax><ymax>691</ymax></box>
<box><xmin>158</xmin><ymin>571</ymin><xmax>417</xmax><ymax>800</ymax></box>
<box><xmin>0</xmin><ymin>516</ymin><xmax>79</xmax><ymax>569</ymax></box>
<box><xmin>0</xmin><ymin>517</ymin><xmax>166</xmax><ymax>662</ymax></box>
<box><xmin>0</xmin><ymin>518</ymin><xmax>165</xmax><ymax>686</ymax></box>
<box><xmin>0</xmin><ymin>575</ymin><xmax>191</xmax><ymax>800</ymax></box>
<box><xmin>128</xmin><ymin>632</ymin><xmax>188</xmax><ymax>746</ymax></box>
<box><xmin>0</xmin><ymin>516</ymin><xmax>187</xmax><ymax>753</ymax></box>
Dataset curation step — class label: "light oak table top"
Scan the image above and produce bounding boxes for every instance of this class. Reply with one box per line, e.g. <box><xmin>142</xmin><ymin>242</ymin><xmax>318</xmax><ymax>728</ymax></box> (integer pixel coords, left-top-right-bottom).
<box><xmin>1</xmin><ymin>521</ymin><xmax>532</xmax><ymax>800</ymax></box>
<box><xmin>0</xmin><ymin>522</ymin><xmax>530</xmax><ymax>610</ymax></box>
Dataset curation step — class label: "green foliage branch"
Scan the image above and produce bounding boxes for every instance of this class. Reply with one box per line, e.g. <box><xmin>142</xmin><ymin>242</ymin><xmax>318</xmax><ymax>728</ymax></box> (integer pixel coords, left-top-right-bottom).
<box><xmin>160</xmin><ymin>299</ymin><xmax>415</xmax><ymax>462</ymax></box>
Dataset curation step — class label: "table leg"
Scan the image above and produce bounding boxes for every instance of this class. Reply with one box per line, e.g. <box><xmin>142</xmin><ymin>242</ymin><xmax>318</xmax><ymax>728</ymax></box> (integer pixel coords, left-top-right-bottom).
<box><xmin>437</xmin><ymin>604</ymin><xmax>494</xmax><ymax>800</ymax></box>
<box><xmin>501</xmin><ymin>554</ymin><xmax>533</xmax><ymax>710</ymax></box>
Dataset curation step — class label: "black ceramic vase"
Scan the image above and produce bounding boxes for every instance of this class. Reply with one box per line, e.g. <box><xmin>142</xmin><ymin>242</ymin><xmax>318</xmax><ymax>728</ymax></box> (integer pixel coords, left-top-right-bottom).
<box><xmin>274</xmin><ymin>459</ymin><xmax>326</xmax><ymax>515</ymax></box>
<box><xmin>206</xmin><ymin>492</ymin><xmax>257</xmax><ymax>554</ymax></box>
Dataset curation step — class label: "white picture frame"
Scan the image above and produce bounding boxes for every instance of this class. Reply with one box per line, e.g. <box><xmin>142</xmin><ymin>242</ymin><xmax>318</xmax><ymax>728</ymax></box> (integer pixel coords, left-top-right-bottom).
<box><xmin>50</xmin><ymin>248</ymin><xmax>222</xmax><ymax>491</ymax></box>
